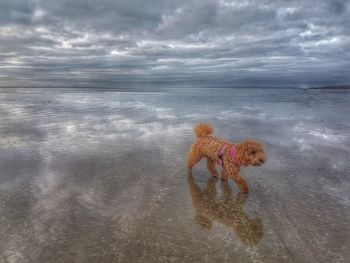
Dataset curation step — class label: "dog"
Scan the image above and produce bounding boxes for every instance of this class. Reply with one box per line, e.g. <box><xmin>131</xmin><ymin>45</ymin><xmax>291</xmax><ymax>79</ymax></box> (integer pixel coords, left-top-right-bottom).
<box><xmin>187</xmin><ymin>123</ymin><xmax>265</xmax><ymax>193</ymax></box>
<box><xmin>188</xmin><ymin>174</ymin><xmax>263</xmax><ymax>246</ymax></box>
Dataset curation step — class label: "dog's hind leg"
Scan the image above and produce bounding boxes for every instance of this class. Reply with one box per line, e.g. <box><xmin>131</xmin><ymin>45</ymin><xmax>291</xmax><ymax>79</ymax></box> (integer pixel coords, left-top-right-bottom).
<box><xmin>187</xmin><ymin>145</ymin><xmax>202</xmax><ymax>172</ymax></box>
<box><xmin>207</xmin><ymin>158</ymin><xmax>218</xmax><ymax>177</ymax></box>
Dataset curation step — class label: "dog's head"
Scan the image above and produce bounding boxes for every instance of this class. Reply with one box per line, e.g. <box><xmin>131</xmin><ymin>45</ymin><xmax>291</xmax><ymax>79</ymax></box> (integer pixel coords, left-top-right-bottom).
<box><xmin>236</xmin><ymin>140</ymin><xmax>265</xmax><ymax>167</ymax></box>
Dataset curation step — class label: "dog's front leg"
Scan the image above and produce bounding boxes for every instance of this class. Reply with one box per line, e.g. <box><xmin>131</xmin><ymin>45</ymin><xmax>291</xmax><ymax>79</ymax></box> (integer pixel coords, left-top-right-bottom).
<box><xmin>224</xmin><ymin>165</ymin><xmax>249</xmax><ymax>193</ymax></box>
<box><xmin>221</xmin><ymin>168</ymin><xmax>229</xmax><ymax>181</ymax></box>
<box><xmin>233</xmin><ymin>172</ymin><xmax>249</xmax><ymax>193</ymax></box>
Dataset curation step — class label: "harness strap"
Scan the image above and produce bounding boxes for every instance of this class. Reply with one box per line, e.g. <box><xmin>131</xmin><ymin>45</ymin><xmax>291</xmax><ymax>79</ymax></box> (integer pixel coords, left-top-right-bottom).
<box><xmin>216</xmin><ymin>145</ymin><xmax>227</xmax><ymax>167</ymax></box>
<box><xmin>229</xmin><ymin>145</ymin><xmax>240</xmax><ymax>166</ymax></box>
<box><xmin>217</xmin><ymin>145</ymin><xmax>240</xmax><ymax>167</ymax></box>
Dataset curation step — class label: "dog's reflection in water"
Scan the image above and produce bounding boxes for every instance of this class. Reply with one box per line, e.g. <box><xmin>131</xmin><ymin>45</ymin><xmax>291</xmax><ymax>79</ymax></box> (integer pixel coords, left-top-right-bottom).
<box><xmin>188</xmin><ymin>174</ymin><xmax>263</xmax><ymax>246</ymax></box>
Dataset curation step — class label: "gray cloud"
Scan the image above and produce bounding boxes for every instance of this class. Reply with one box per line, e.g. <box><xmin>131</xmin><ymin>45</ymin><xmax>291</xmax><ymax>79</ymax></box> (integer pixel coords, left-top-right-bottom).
<box><xmin>0</xmin><ymin>0</ymin><xmax>349</xmax><ymax>87</ymax></box>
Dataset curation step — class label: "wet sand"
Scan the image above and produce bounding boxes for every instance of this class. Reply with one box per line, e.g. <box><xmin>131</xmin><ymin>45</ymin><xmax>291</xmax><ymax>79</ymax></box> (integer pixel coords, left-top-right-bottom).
<box><xmin>0</xmin><ymin>88</ymin><xmax>349</xmax><ymax>262</ymax></box>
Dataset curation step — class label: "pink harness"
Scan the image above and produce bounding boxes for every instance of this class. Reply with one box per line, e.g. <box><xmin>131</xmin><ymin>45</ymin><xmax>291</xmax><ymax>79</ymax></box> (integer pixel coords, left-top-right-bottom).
<box><xmin>217</xmin><ymin>145</ymin><xmax>240</xmax><ymax>167</ymax></box>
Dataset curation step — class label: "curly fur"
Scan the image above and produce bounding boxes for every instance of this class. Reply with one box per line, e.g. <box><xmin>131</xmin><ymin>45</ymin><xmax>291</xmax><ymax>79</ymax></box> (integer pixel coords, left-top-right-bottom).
<box><xmin>187</xmin><ymin>123</ymin><xmax>265</xmax><ymax>193</ymax></box>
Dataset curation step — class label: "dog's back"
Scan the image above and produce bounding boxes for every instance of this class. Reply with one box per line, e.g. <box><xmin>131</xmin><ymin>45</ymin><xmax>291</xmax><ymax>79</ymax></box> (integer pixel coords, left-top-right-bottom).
<box><xmin>191</xmin><ymin>123</ymin><xmax>229</xmax><ymax>160</ymax></box>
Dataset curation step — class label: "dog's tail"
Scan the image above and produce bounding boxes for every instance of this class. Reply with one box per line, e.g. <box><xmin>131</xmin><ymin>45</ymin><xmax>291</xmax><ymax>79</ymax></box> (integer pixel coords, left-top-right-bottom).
<box><xmin>194</xmin><ymin>123</ymin><xmax>213</xmax><ymax>138</ymax></box>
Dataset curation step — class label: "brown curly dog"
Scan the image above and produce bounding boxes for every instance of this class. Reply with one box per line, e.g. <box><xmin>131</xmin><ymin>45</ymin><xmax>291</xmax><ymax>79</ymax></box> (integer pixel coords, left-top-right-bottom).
<box><xmin>187</xmin><ymin>123</ymin><xmax>265</xmax><ymax>193</ymax></box>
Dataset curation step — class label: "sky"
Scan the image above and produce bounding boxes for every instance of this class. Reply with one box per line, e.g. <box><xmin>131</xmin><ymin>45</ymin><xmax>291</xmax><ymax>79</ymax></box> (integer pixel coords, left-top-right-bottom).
<box><xmin>0</xmin><ymin>0</ymin><xmax>349</xmax><ymax>88</ymax></box>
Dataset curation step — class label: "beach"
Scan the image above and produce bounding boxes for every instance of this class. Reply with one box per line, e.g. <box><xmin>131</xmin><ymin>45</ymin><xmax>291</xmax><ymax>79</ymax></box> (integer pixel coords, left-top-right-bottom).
<box><xmin>0</xmin><ymin>87</ymin><xmax>349</xmax><ymax>262</ymax></box>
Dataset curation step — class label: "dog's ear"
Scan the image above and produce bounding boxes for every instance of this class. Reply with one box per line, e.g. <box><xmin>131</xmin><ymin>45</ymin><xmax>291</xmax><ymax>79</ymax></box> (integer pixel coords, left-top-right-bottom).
<box><xmin>236</xmin><ymin>141</ymin><xmax>252</xmax><ymax>166</ymax></box>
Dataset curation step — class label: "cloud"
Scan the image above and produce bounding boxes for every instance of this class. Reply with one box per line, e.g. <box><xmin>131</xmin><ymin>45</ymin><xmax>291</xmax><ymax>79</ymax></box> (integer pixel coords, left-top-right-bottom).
<box><xmin>0</xmin><ymin>0</ymin><xmax>349</xmax><ymax>87</ymax></box>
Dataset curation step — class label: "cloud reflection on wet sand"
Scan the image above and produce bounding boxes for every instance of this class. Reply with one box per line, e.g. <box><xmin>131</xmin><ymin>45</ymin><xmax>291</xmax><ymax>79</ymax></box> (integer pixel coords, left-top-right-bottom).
<box><xmin>0</xmin><ymin>88</ymin><xmax>349</xmax><ymax>262</ymax></box>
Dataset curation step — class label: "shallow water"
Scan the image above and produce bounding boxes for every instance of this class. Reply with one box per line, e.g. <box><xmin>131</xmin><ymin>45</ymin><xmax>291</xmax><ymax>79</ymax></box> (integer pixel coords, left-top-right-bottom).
<box><xmin>0</xmin><ymin>87</ymin><xmax>349</xmax><ymax>263</ymax></box>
